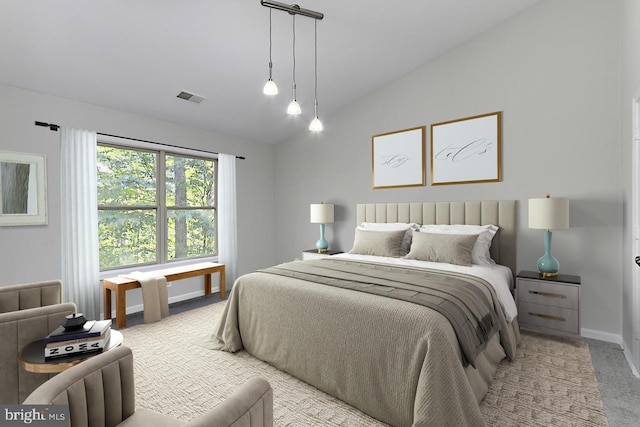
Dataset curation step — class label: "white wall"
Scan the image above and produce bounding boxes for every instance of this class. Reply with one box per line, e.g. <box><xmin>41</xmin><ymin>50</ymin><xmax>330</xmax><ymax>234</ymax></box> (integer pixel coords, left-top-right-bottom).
<box><xmin>274</xmin><ymin>0</ymin><xmax>623</xmax><ymax>339</ymax></box>
<box><xmin>0</xmin><ymin>83</ymin><xmax>277</xmax><ymax>314</ymax></box>
<box><xmin>621</xmin><ymin>0</ymin><xmax>640</xmax><ymax>374</ymax></box>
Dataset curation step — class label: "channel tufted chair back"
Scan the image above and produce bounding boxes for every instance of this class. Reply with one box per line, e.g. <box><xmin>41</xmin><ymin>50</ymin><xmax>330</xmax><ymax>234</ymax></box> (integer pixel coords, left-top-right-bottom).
<box><xmin>0</xmin><ymin>279</ymin><xmax>77</xmax><ymax>404</ymax></box>
<box><xmin>25</xmin><ymin>345</ymin><xmax>274</xmax><ymax>427</ymax></box>
<box><xmin>25</xmin><ymin>345</ymin><xmax>135</xmax><ymax>426</ymax></box>
<box><xmin>0</xmin><ymin>280</ymin><xmax>66</xmax><ymax>313</ymax></box>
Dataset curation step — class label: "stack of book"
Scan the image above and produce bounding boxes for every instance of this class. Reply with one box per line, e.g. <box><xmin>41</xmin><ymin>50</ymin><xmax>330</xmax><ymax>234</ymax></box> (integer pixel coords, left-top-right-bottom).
<box><xmin>44</xmin><ymin>319</ymin><xmax>112</xmax><ymax>359</ymax></box>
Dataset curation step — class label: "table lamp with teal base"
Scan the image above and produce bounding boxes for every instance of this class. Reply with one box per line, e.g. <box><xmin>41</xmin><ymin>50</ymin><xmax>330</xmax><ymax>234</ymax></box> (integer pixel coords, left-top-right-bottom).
<box><xmin>310</xmin><ymin>202</ymin><xmax>334</xmax><ymax>253</ymax></box>
<box><xmin>528</xmin><ymin>194</ymin><xmax>570</xmax><ymax>278</ymax></box>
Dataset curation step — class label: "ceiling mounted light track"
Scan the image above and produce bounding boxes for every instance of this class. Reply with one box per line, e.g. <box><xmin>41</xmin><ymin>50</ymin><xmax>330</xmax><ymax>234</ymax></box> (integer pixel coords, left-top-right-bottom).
<box><xmin>260</xmin><ymin>1</ymin><xmax>324</xmax><ymax>20</ymax></box>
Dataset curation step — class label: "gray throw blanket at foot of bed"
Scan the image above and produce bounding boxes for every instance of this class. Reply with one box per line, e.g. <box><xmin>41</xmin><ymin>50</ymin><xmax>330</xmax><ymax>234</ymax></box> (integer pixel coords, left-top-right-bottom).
<box><xmin>260</xmin><ymin>259</ymin><xmax>500</xmax><ymax>368</ymax></box>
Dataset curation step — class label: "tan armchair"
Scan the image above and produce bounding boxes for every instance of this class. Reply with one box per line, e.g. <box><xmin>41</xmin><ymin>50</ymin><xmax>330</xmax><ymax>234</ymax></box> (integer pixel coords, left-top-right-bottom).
<box><xmin>24</xmin><ymin>346</ymin><xmax>274</xmax><ymax>427</ymax></box>
<box><xmin>0</xmin><ymin>279</ymin><xmax>77</xmax><ymax>404</ymax></box>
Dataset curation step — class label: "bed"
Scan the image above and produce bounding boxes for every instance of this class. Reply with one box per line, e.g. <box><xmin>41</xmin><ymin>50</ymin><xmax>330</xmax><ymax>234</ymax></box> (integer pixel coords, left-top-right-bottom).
<box><xmin>212</xmin><ymin>200</ymin><xmax>521</xmax><ymax>427</ymax></box>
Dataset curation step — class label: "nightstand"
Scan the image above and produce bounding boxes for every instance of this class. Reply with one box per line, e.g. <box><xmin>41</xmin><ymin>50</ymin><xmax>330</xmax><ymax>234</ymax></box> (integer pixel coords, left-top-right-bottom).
<box><xmin>302</xmin><ymin>249</ymin><xmax>343</xmax><ymax>260</ymax></box>
<box><xmin>516</xmin><ymin>270</ymin><xmax>581</xmax><ymax>337</ymax></box>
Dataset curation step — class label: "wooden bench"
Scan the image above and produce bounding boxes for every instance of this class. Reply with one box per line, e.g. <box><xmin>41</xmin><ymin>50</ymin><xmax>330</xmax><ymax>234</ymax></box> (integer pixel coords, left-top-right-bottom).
<box><xmin>103</xmin><ymin>262</ymin><xmax>225</xmax><ymax>328</ymax></box>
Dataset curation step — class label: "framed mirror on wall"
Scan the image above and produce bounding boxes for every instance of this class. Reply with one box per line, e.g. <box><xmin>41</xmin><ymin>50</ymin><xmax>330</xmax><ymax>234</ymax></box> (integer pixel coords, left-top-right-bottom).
<box><xmin>0</xmin><ymin>151</ymin><xmax>47</xmax><ymax>226</ymax></box>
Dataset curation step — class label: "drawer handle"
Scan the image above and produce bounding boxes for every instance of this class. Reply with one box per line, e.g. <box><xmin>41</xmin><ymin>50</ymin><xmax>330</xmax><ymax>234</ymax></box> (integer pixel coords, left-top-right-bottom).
<box><xmin>528</xmin><ymin>290</ymin><xmax>566</xmax><ymax>298</ymax></box>
<box><xmin>528</xmin><ymin>312</ymin><xmax>566</xmax><ymax>322</ymax></box>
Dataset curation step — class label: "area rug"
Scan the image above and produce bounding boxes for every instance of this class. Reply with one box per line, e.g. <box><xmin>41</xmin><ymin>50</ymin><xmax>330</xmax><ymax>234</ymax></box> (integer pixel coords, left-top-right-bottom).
<box><xmin>119</xmin><ymin>301</ymin><xmax>608</xmax><ymax>426</ymax></box>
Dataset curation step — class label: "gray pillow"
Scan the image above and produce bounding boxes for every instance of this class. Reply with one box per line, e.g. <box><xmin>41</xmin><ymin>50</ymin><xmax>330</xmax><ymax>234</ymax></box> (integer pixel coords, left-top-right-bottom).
<box><xmin>404</xmin><ymin>232</ymin><xmax>479</xmax><ymax>266</ymax></box>
<box><xmin>349</xmin><ymin>229</ymin><xmax>406</xmax><ymax>258</ymax></box>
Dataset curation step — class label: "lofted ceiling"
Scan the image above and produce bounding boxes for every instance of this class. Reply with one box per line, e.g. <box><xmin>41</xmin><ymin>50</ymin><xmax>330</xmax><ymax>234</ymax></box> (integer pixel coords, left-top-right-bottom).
<box><xmin>0</xmin><ymin>0</ymin><xmax>541</xmax><ymax>144</ymax></box>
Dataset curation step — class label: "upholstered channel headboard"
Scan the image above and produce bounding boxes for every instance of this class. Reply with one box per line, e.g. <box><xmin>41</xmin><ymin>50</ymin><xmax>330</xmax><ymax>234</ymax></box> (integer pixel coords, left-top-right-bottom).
<box><xmin>356</xmin><ymin>200</ymin><xmax>517</xmax><ymax>276</ymax></box>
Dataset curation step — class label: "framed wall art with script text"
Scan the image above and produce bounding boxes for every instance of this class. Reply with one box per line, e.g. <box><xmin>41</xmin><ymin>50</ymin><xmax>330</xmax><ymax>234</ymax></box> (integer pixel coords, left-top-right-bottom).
<box><xmin>372</xmin><ymin>126</ymin><xmax>425</xmax><ymax>189</ymax></box>
<box><xmin>430</xmin><ymin>111</ymin><xmax>502</xmax><ymax>186</ymax></box>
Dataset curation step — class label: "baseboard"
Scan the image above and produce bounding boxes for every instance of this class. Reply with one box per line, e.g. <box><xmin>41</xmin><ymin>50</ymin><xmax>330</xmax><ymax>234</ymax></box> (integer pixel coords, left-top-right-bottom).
<box><xmin>582</xmin><ymin>328</ymin><xmax>640</xmax><ymax>378</ymax></box>
<box><xmin>581</xmin><ymin>328</ymin><xmax>624</xmax><ymax>347</ymax></box>
<box><xmin>624</xmin><ymin>348</ymin><xmax>640</xmax><ymax>378</ymax></box>
<box><xmin>623</xmin><ymin>338</ymin><xmax>640</xmax><ymax>378</ymax></box>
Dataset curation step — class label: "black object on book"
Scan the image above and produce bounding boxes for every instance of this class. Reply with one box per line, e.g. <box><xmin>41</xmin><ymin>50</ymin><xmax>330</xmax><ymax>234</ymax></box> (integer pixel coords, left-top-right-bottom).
<box><xmin>61</xmin><ymin>313</ymin><xmax>88</xmax><ymax>330</ymax></box>
<box><xmin>44</xmin><ymin>319</ymin><xmax>112</xmax><ymax>343</ymax></box>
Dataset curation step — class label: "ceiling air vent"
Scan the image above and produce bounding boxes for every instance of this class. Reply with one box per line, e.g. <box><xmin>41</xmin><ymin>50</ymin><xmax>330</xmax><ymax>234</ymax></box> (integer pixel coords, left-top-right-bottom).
<box><xmin>176</xmin><ymin>91</ymin><xmax>205</xmax><ymax>104</ymax></box>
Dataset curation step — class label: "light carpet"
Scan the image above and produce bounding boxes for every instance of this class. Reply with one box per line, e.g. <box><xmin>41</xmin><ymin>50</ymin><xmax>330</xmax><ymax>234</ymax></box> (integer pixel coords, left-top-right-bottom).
<box><xmin>119</xmin><ymin>301</ymin><xmax>608</xmax><ymax>426</ymax></box>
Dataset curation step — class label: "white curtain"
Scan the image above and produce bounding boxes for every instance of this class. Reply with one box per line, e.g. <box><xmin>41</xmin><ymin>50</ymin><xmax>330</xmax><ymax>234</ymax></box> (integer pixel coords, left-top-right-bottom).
<box><xmin>60</xmin><ymin>127</ymin><xmax>100</xmax><ymax>320</ymax></box>
<box><xmin>218</xmin><ymin>153</ymin><xmax>238</xmax><ymax>288</ymax></box>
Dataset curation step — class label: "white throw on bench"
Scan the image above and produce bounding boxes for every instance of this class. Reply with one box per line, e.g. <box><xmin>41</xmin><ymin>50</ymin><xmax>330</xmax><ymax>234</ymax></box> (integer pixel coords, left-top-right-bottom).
<box><xmin>122</xmin><ymin>272</ymin><xmax>169</xmax><ymax>324</ymax></box>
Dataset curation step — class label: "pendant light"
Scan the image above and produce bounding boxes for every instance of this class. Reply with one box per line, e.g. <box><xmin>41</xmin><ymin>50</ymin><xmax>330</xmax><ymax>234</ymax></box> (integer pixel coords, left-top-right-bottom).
<box><xmin>309</xmin><ymin>19</ymin><xmax>322</xmax><ymax>131</ymax></box>
<box><xmin>263</xmin><ymin>8</ymin><xmax>278</xmax><ymax>95</ymax></box>
<box><xmin>287</xmin><ymin>14</ymin><xmax>301</xmax><ymax>115</ymax></box>
<box><xmin>260</xmin><ymin>1</ymin><xmax>324</xmax><ymax>121</ymax></box>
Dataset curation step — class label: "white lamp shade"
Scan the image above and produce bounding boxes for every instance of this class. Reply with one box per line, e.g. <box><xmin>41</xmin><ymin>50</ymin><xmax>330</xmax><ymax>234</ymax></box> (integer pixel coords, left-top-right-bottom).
<box><xmin>310</xmin><ymin>203</ymin><xmax>334</xmax><ymax>224</ymax></box>
<box><xmin>528</xmin><ymin>197</ymin><xmax>569</xmax><ymax>230</ymax></box>
<box><xmin>309</xmin><ymin>117</ymin><xmax>323</xmax><ymax>131</ymax></box>
<box><xmin>287</xmin><ymin>100</ymin><xmax>301</xmax><ymax>115</ymax></box>
<box><xmin>263</xmin><ymin>79</ymin><xmax>278</xmax><ymax>95</ymax></box>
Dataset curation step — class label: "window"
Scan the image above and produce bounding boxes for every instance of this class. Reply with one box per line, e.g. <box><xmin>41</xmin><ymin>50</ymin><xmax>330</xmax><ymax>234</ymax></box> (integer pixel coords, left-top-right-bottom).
<box><xmin>97</xmin><ymin>144</ymin><xmax>217</xmax><ymax>270</ymax></box>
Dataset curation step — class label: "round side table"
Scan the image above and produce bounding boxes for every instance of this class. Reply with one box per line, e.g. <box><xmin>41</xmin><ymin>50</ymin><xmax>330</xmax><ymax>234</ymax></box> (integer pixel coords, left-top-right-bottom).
<box><xmin>19</xmin><ymin>330</ymin><xmax>124</xmax><ymax>374</ymax></box>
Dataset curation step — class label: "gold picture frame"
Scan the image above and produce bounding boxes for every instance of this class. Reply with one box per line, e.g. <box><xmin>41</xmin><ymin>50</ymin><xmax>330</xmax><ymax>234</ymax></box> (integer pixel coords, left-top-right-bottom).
<box><xmin>372</xmin><ymin>126</ymin><xmax>425</xmax><ymax>189</ymax></box>
<box><xmin>430</xmin><ymin>111</ymin><xmax>502</xmax><ymax>186</ymax></box>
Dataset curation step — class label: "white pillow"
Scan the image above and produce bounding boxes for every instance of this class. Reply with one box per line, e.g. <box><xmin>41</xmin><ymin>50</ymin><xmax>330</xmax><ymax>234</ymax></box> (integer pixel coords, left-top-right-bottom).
<box><xmin>417</xmin><ymin>224</ymin><xmax>499</xmax><ymax>266</ymax></box>
<box><xmin>357</xmin><ymin>222</ymin><xmax>419</xmax><ymax>256</ymax></box>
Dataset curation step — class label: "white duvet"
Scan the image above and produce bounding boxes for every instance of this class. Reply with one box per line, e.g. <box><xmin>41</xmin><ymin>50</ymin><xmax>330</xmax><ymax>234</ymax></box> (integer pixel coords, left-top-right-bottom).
<box><xmin>332</xmin><ymin>253</ymin><xmax>518</xmax><ymax>322</ymax></box>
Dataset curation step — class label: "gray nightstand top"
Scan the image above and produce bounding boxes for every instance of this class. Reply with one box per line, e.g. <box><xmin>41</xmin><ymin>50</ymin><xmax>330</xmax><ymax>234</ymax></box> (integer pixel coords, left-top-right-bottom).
<box><xmin>303</xmin><ymin>249</ymin><xmax>343</xmax><ymax>256</ymax></box>
<box><xmin>517</xmin><ymin>270</ymin><xmax>581</xmax><ymax>285</ymax></box>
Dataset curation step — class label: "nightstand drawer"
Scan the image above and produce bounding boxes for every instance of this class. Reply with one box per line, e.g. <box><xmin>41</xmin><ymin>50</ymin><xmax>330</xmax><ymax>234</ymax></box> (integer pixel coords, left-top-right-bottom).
<box><xmin>301</xmin><ymin>249</ymin><xmax>343</xmax><ymax>261</ymax></box>
<box><xmin>518</xmin><ymin>301</ymin><xmax>579</xmax><ymax>334</ymax></box>
<box><xmin>518</xmin><ymin>279</ymin><xmax>579</xmax><ymax>310</ymax></box>
<box><xmin>302</xmin><ymin>251</ymin><xmax>330</xmax><ymax>260</ymax></box>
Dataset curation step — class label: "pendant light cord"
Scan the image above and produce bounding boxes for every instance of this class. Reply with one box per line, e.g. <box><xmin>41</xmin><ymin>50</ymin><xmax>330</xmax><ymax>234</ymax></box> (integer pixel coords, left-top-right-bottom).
<box><xmin>314</xmin><ymin>19</ymin><xmax>318</xmax><ymax>117</ymax></box>
<box><xmin>268</xmin><ymin>9</ymin><xmax>273</xmax><ymax>79</ymax></box>
<box><xmin>292</xmin><ymin>14</ymin><xmax>296</xmax><ymax>100</ymax></box>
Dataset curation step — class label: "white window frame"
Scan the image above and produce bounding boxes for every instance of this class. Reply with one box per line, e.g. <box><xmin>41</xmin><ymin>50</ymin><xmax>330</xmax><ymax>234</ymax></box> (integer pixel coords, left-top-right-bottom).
<box><xmin>97</xmin><ymin>135</ymin><xmax>218</xmax><ymax>280</ymax></box>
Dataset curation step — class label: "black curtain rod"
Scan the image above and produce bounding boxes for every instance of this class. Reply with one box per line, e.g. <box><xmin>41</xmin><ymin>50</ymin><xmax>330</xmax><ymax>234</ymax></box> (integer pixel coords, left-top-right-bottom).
<box><xmin>34</xmin><ymin>121</ymin><xmax>246</xmax><ymax>160</ymax></box>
